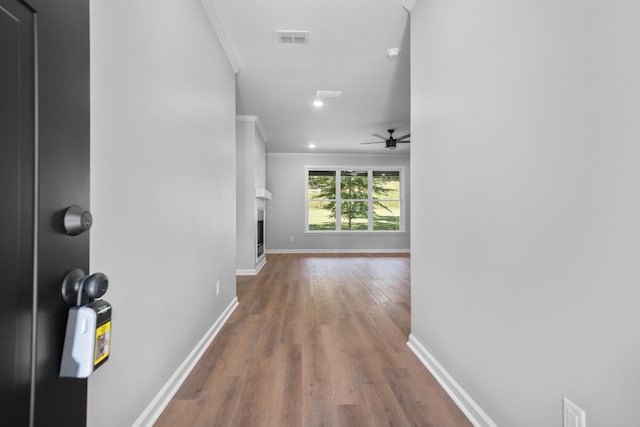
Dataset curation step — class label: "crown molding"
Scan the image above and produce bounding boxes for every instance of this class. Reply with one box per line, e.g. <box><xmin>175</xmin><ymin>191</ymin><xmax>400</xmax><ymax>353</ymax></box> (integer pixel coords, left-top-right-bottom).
<box><xmin>236</xmin><ymin>115</ymin><xmax>269</xmax><ymax>143</ymax></box>
<box><xmin>266</xmin><ymin>152</ymin><xmax>409</xmax><ymax>158</ymax></box>
<box><xmin>236</xmin><ymin>115</ymin><xmax>258</xmax><ymax>122</ymax></box>
<box><xmin>255</xmin><ymin>120</ymin><xmax>268</xmax><ymax>143</ymax></box>
<box><xmin>201</xmin><ymin>0</ymin><xmax>241</xmax><ymax>74</ymax></box>
<box><xmin>402</xmin><ymin>0</ymin><xmax>416</xmax><ymax>12</ymax></box>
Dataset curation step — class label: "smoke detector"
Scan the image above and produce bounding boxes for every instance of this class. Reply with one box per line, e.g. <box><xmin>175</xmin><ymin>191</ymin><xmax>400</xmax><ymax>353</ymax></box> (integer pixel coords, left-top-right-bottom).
<box><xmin>277</xmin><ymin>30</ymin><xmax>309</xmax><ymax>44</ymax></box>
<box><xmin>387</xmin><ymin>48</ymin><xmax>400</xmax><ymax>60</ymax></box>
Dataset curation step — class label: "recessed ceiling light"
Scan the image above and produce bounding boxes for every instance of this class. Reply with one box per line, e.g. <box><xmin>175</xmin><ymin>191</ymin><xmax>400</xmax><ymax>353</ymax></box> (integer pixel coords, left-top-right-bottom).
<box><xmin>312</xmin><ymin>99</ymin><xmax>324</xmax><ymax>108</ymax></box>
<box><xmin>308</xmin><ymin>143</ymin><xmax>316</xmax><ymax>149</ymax></box>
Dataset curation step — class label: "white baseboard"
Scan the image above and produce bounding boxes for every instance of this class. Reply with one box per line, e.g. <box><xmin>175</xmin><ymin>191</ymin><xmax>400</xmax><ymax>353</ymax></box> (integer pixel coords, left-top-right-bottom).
<box><xmin>255</xmin><ymin>256</ymin><xmax>266</xmax><ymax>273</ymax></box>
<box><xmin>265</xmin><ymin>248</ymin><xmax>410</xmax><ymax>254</ymax></box>
<box><xmin>132</xmin><ymin>297</ymin><xmax>239</xmax><ymax>427</ymax></box>
<box><xmin>235</xmin><ymin>256</ymin><xmax>267</xmax><ymax>276</ymax></box>
<box><xmin>407</xmin><ymin>334</ymin><xmax>497</xmax><ymax>427</ymax></box>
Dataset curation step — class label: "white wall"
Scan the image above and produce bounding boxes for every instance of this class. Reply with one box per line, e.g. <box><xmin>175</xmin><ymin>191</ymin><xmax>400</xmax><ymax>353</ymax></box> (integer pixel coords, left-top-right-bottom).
<box><xmin>266</xmin><ymin>153</ymin><xmax>410</xmax><ymax>252</ymax></box>
<box><xmin>410</xmin><ymin>1</ymin><xmax>640</xmax><ymax>426</ymax></box>
<box><xmin>89</xmin><ymin>1</ymin><xmax>236</xmax><ymax>426</ymax></box>
<box><xmin>236</xmin><ymin>119</ymin><xmax>255</xmax><ymax>272</ymax></box>
<box><xmin>255</xmin><ymin>128</ymin><xmax>266</xmax><ymax>190</ymax></box>
<box><xmin>236</xmin><ymin>117</ymin><xmax>266</xmax><ymax>272</ymax></box>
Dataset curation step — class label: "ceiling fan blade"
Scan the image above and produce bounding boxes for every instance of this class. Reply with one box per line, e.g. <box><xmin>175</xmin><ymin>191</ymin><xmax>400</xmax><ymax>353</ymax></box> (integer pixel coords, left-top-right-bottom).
<box><xmin>396</xmin><ymin>133</ymin><xmax>410</xmax><ymax>141</ymax></box>
<box><xmin>360</xmin><ymin>141</ymin><xmax>385</xmax><ymax>144</ymax></box>
<box><xmin>396</xmin><ymin>140</ymin><xmax>410</xmax><ymax>144</ymax></box>
<box><xmin>372</xmin><ymin>133</ymin><xmax>387</xmax><ymax>141</ymax></box>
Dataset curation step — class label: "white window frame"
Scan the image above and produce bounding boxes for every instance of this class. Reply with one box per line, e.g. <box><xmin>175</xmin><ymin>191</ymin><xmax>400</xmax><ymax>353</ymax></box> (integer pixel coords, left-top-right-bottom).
<box><xmin>305</xmin><ymin>166</ymin><xmax>405</xmax><ymax>234</ymax></box>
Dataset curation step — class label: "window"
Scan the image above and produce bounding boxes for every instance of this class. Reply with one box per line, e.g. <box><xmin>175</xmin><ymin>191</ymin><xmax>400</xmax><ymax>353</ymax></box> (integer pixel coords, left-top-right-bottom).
<box><xmin>306</xmin><ymin>168</ymin><xmax>403</xmax><ymax>232</ymax></box>
<box><xmin>340</xmin><ymin>170</ymin><xmax>368</xmax><ymax>230</ymax></box>
<box><xmin>307</xmin><ymin>170</ymin><xmax>336</xmax><ymax>231</ymax></box>
<box><xmin>372</xmin><ymin>170</ymin><xmax>401</xmax><ymax>231</ymax></box>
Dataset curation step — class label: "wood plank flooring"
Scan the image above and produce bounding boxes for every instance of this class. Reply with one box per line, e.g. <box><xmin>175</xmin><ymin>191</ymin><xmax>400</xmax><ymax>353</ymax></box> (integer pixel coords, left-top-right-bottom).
<box><xmin>155</xmin><ymin>253</ymin><xmax>471</xmax><ymax>427</ymax></box>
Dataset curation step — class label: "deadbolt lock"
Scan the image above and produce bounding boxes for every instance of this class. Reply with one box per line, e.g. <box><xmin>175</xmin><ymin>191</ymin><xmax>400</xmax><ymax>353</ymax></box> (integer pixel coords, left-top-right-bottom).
<box><xmin>64</xmin><ymin>205</ymin><xmax>93</xmax><ymax>235</ymax></box>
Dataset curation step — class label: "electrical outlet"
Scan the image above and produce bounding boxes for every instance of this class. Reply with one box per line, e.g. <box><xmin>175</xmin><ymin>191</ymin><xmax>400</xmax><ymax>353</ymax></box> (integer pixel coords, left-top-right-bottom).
<box><xmin>563</xmin><ymin>397</ymin><xmax>586</xmax><ymax>427</ymax></box>
<box><xmin>216</xmin><ymin>280</ymin><xmax>220</xmax><ymax>296</ymax></box>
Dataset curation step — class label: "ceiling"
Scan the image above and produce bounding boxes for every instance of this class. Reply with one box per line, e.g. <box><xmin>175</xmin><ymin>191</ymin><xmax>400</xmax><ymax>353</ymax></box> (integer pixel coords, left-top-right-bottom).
<box><xmin>209</xmin><ymin>0</ymin><xmax>411</xmax><ymax>154</ymax></box>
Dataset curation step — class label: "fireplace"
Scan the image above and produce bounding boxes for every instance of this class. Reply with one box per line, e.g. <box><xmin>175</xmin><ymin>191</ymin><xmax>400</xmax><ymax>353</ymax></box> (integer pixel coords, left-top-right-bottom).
<box><xmin>257</xmin><ymin>209</ymin><xmax>264</xmax><ymax>258</ymax></box>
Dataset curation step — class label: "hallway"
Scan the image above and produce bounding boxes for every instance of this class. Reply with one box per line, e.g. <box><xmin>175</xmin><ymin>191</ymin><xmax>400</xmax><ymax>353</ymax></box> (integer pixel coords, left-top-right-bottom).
<box><xmin>155</xmin><ymin>253</ymin><xmax>470</xmax><ymax>426</ymax></box>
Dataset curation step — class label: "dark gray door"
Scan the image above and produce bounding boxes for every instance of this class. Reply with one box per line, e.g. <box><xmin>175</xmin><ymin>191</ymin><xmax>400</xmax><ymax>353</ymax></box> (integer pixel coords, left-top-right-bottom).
<box><xmin>0</xmin><ymin>1</ymin><xmax>35</xmax><ymax>425</ymax></box>
<box><xmin>1</xmin><ymin>0</ymin><xmax>89</xmax><ymax>426</ymax></box>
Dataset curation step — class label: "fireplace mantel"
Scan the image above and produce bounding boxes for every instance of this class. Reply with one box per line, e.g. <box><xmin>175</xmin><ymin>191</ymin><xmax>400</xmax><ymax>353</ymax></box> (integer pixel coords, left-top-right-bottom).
<box><xmin>255</xmin><ymin>188</ymin><xmax>272</xmax><ymax>200</ymax></box>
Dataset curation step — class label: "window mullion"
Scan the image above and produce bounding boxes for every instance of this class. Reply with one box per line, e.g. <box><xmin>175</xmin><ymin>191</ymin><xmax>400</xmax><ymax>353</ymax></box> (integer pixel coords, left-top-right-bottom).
<box><xmin>335</xmin><ymin>170</ymin><xmax>341</xmax><ymax>231</ymax></box>
<box><xmin>368</xmin><ymin>170</ymin><xmax>373</xmax><ymax>231</ymax></box>
<box><xmin>399</xmin><ymin>169</ymin><xmax>403</xmax><ymax>231</ymax></box>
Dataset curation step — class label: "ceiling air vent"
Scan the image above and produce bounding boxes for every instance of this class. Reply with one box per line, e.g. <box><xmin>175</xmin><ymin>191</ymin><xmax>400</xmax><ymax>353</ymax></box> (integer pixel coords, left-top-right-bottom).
<box><xmin>277</xmin><ymin>30</ymin><xmax>309</xmax><ymax>44</ymax></box>
<box><xmin>316</xmin><ymin>90</ymin><xmax>342</xmax><ymax>98</ymax></box>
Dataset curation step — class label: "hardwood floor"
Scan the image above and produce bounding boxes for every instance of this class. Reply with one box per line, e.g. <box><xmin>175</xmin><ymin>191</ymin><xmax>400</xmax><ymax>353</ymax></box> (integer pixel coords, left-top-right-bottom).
<box><xmin>155</xmin><ymin>253</ymin><xmax>471</xmax><ymax>427</ymax></box>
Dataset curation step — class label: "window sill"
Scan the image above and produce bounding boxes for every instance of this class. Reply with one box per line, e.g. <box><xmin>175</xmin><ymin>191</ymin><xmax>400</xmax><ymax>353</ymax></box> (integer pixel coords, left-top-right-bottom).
<box><xmin>304</xmin><ymin>230</ymin><xmax>407</xmax><ymax>236</ymax></box>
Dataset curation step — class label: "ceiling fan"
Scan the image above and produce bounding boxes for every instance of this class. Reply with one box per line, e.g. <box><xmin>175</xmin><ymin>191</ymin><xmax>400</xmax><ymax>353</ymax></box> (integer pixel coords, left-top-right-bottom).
<box><xmin>360</xmin><ymin>129</ymin><xmax>410</xmax><ymax>150</ymax></box>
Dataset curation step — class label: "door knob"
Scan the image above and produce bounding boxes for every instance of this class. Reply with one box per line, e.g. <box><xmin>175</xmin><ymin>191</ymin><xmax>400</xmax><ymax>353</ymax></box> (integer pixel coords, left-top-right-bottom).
<box><xmin>64</xmin><ymin>205</ymin><xmax>93</xmax><ymax>235</ymax></box>
<box><xmin>61</xmin><ymin>268</ymin><xmax>109</xmax><ymax>306</ymax></box>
